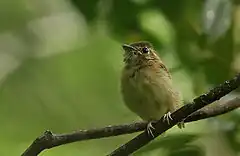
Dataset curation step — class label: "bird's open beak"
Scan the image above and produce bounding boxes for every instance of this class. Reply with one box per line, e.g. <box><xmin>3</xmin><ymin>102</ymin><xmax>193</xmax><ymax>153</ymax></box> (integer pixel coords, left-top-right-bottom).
<box><xmin>122</xmin><ymin>44</ymin><xmax>137</xmax><ymax>52</ymax></box>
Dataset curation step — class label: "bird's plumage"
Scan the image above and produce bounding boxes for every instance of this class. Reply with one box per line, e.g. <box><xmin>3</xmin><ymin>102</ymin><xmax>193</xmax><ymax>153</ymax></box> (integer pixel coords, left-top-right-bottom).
<box><xmin>121</xmin><ymin>41</ymin><xmax>183</xmax><ymax>126</ymax></box>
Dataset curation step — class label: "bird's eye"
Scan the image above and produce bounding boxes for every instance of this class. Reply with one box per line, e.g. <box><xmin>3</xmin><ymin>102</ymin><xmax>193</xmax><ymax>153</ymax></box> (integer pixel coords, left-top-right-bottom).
<box><xmin>142</xmin><ymin>47</ymin><xmax>149</xmax><ymax>54</ymax></box>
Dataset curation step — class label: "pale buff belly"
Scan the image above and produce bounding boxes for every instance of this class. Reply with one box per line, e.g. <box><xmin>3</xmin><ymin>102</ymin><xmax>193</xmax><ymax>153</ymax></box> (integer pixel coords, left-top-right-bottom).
<box><xmin>122</xmin><ymin>73</ymin><xmax>173</xmax><ymax>121</ymax></box>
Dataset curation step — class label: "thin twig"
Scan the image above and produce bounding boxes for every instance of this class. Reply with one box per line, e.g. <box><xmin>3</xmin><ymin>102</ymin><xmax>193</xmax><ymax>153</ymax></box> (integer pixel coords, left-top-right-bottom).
<box><xmin>22</xmin><ymin>97</ymin><xmax>240</xmax><ymax>156</ymax></box>
<box><xmin>108</xmin><ymin>73</ymin><xmax>240</xmax><ymax>156</ymax></box>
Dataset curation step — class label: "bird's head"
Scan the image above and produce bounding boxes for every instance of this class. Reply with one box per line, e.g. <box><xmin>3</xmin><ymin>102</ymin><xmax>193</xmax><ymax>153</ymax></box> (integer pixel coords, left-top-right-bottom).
<box><xmin>122</xmin><ymin>41</ymin><xmax>160</xmax><ymax>66</ymax></box>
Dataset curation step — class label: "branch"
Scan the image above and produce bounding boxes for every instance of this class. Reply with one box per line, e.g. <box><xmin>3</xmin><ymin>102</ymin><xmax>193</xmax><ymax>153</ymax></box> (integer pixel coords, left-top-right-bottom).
<box><xmin>22</xmin><ymin>74</ymin><xmax>240</xmax><ymax>156</ymax></box>
<box><xmin>108</xmin><ymin>73</ymin><xmax>240</xmax><ymax>156</ymax></box>
<box><xmin>22</xmin><ymin>99</ymin><xmax>240</xmax><ymax>156</ymax></box>
<box><xmin>184</xmin><ymin>97</ymin><xmax>240</xmax><ymax>122</ymax></box>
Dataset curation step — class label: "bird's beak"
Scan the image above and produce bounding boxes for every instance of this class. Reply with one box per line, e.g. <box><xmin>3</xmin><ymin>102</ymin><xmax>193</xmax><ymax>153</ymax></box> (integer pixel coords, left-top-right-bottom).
<box><xmin>122</xmin><ymin>44</ymin><xmax>137</xmax><ymax>52</ymax></box>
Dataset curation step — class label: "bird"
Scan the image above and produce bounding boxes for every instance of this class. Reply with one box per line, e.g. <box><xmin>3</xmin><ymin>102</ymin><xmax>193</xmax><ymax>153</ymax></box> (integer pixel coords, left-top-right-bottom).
<box><xmin>120</xmin><ymin>41</ymin><xmax>184</xmax><ymax>137</ymax></box>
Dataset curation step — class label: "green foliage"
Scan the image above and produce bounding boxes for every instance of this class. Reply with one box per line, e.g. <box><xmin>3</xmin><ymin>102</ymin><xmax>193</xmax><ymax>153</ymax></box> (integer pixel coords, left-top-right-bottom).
<box><xmin>0</xmin><ymin>0</ymin><xmax>239</xmax><ymax>155</ymax></box>
<box><xmin>169</xmin><ymin>145</ymin><xmax>204</xmax><ymax>156</ymax></box>
<box><xmin>135</xmin><ymin>134</ymin><xmax>200</xmax><ymax>155</ymax></box>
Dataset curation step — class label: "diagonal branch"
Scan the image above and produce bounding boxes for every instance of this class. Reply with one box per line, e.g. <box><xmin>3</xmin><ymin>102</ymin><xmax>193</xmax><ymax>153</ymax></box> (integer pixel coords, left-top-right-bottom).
<box><xmin>108</xmin><ymin>73</ymin><xmax>240</xmax><ymax>156</ymax></box>
<box><xmin>22</xmin><ymin>98</ymin><xmax>240</xmax><ymax>156</ymax></box>
<box><xmin>184</xmin><ymin>97</ymin><xmax>240</xmax><ymax>122</ymax></box>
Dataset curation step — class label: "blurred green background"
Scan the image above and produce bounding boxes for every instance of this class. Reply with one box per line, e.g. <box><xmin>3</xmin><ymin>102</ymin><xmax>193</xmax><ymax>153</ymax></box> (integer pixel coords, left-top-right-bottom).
<box><xmin>0</xmin><ymin>0</ymin><xmax>240</xmax><ymax>155</ymax></box>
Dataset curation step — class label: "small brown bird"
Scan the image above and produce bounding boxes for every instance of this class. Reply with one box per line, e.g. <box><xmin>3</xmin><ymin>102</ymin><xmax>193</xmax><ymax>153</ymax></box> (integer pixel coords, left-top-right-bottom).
<box><xmin>121</xmin><ymin>41</ymin><xmax>184</xmax><ymax>136</ymax></box>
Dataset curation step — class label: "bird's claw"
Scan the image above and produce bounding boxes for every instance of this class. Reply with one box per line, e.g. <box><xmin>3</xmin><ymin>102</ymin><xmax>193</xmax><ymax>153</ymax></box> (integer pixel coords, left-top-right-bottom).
<box><xmin>177</xmin><ymin>121</ymin><xmax>185</xmax><ymax>129</ymax></box>
<box><xmin>147</xmin><ymin>122</ymin><xmax>155</xmax><ymax>138</ymax></box>
<box><xmin>163</xmin><ymin>112</ymin><xmax>173</xmax><ymax>125</ymax></box>
<box><xmin>163</xmin><ymin>112</ymin><xmax>185</xmax><ymax>129</ymax></box>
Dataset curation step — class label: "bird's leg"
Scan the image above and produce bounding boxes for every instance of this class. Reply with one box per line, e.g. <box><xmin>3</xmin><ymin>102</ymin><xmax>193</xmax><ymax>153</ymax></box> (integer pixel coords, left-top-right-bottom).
<box><xmin>177</xmin><ymin>121</ymin><xmax>185</xmax><ymax>129</ymax></box>
<box><xmin>146</xmin><ymin>120</ymin><xmax>156</xmax><ymax>138</ymax></box>
<box><xmin>147</xmin><ymin>112</ymin><xmax>173</xmax><ymax>137</ymax></box>
<box><xmin>164</xmin><ymin>112</ymin><xmax>185</xmax><ymax>128</ymax></box>
<box><xmin>163</xmin><ymin>112</ymin><xmax>173</xmax><ymax>124</ymax></box>
<box><xmin>147</xmin><ymin>119</ymin><xmax>157</xmax><ymax>138</ymax></box>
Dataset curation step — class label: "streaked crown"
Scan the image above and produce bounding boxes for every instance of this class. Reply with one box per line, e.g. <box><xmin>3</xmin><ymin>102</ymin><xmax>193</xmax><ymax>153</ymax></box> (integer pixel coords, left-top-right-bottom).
<box><xmin>122</xmin><ymin>41</ymin><xmax>159</xmax><ymax>65</ymax></box>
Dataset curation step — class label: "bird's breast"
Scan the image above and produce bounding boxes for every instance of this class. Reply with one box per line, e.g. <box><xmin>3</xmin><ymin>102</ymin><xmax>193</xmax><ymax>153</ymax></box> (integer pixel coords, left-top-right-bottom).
<box><xmin>121</xmin><ymin>67</ymin><xmax>173</xmax><ymax>120</ymax></box>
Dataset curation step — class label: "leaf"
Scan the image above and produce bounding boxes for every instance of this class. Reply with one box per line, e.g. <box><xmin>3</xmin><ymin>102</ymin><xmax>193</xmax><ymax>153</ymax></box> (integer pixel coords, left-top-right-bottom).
<box><xmin>135</xmin><ymin>134</ymin><xmax>199</xmax><ymax>155</ymax></box>
<box><xmin>202</xmin><ymin>0</ymin><xmax>232</xmax><ymax>42</ymax></box>
<box><xmin>169</xmin><ymin>145</ymin><xmax>204</xmax><ymax>156</ymax></box>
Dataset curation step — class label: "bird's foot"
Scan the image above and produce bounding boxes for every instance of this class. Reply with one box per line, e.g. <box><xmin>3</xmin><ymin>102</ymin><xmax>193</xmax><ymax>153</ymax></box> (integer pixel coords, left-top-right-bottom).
<box><xmin>177</xmin><ymin>121</ymin><xmax>185</xmax><ymax>129</ymax></box>
<box><xmin>163</xmin><ymin>112</ymin><xmax>173</xmax><ymax>125</ymax></box>
<box><xmin>163</xmin><ymin>112</ymin><xmax>185</xmax><ymax>129</ymax></box>
<box><xmin>147</xmin><ymin>121</ymin><xmax>155</xmax><ymax>138</ymax></box>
